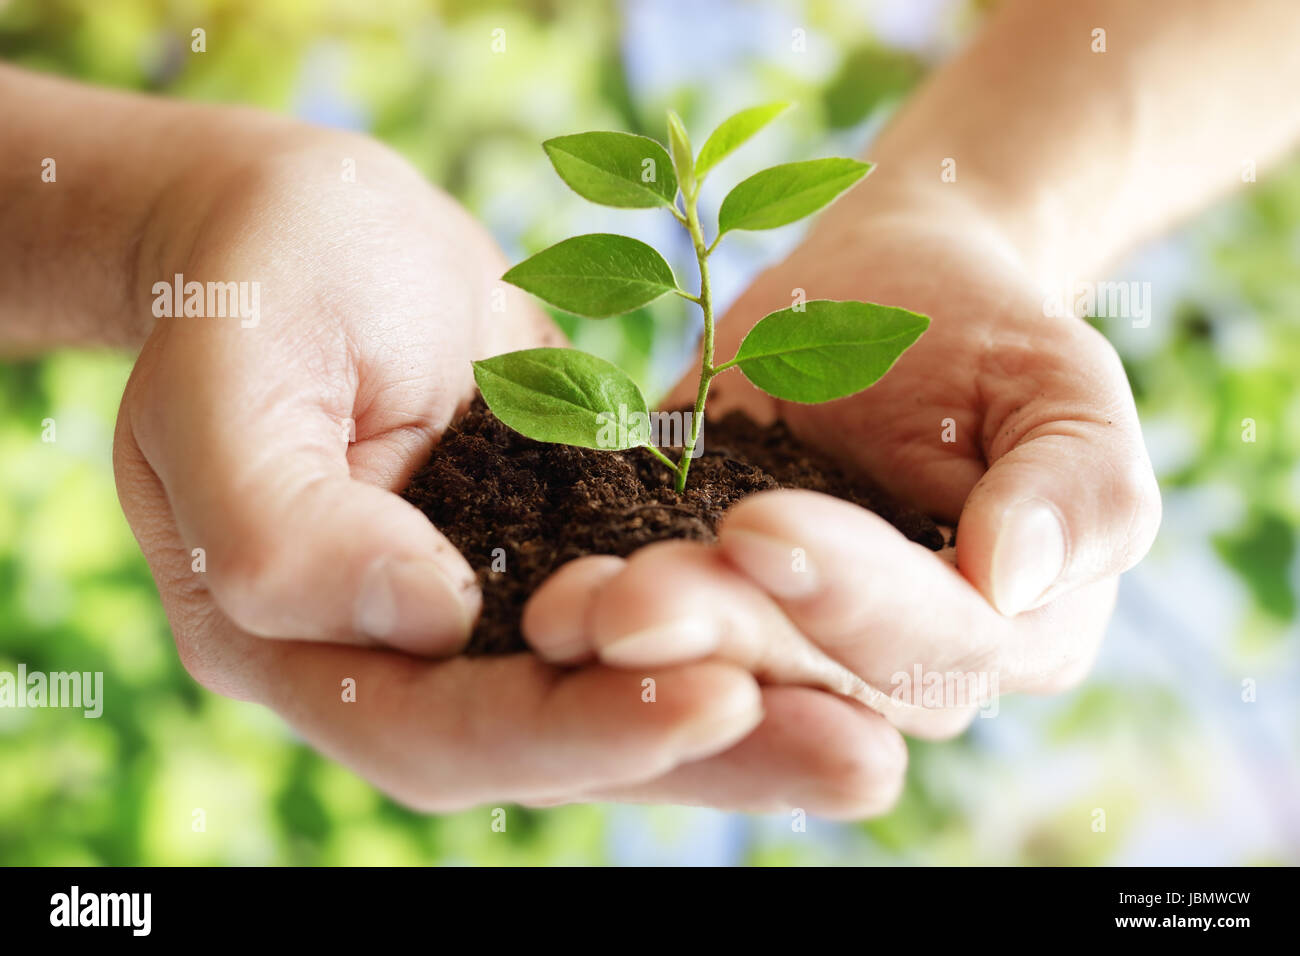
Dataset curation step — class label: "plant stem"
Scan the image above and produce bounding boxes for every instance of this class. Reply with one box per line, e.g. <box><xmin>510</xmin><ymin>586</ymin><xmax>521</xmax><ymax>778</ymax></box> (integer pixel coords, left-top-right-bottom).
<box><xmin>674</xmin><ymin>189</ymin><xmax>716</xmax><ymax>493</ymax></box>
<box><xmin>644</xmin><ymin>443</ymin><xmax>679</xmax><ymax>473</ymax></box>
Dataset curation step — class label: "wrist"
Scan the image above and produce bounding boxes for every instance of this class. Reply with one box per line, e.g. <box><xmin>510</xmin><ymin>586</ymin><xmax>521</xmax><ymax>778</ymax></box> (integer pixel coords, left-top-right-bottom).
<box><xmin>802</xmin><ymin>163</ymin><xmax>1036</xmax><ymax>288</ymax></box>
<box><xmin>133</xmin><ymin>125</ymin><xmax>419</xmax><ymax>327</ymax></box>
<box><xmin>137</xmin><ymin>125</ymin><xmax>553</xmax><ymax>359</ymax></box>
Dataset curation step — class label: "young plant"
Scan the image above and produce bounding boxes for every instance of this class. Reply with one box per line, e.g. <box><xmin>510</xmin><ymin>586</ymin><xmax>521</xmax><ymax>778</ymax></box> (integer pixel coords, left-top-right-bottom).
<box><xmin>473</xmin><ymin>103</ymin><xmax>929</xmax><ymax>493</ymax></box>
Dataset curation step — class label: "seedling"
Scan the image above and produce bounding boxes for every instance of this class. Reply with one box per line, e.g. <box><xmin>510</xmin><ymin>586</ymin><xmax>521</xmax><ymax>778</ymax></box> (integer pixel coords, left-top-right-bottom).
<box><xmin>473</xmin><ymin>103</ymin><xmax>930</xmax><ymax>493</ymax></box>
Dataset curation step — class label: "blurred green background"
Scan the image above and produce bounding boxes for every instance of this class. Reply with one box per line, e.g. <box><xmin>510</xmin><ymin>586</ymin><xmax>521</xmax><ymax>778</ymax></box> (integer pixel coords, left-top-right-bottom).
<box><xmin>1</xmin><ymin>0</ymin><xmax>1296</xmax><ymax>865</ymax></box>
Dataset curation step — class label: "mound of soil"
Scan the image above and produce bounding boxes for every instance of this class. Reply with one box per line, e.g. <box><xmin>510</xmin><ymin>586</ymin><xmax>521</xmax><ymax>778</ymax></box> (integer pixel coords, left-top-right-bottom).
<box><xmin>403</xmin><ymin>397</ymin><xmax>946</xmax><ymax>654</ymax></box>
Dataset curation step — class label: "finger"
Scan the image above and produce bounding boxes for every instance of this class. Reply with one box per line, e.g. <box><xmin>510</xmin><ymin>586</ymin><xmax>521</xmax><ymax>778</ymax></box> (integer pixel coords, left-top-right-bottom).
<box><xmin>528</xmin><ymin>538</ymin><xmax>981</xmax><ymax>737</ymax></box>
<box><xmin>262</xmin><ymin>648</ymin><xmax>766</xmax><ymax>812</ymax></box>
<box><xmin>114</xmin><ymin>431</ymin><xmax>769</xmax><ymax>809</ymax></box>
<box><xmin>521</xmin><ymin>555</ymin><xmax>626</xmax><ymax>664</ymax></box>
<box><xmin>531</xmin><ymin>540</ymin><xmax>972</xmax><ymax>737</ymax></box>
<box><xmin>124</xmin><ymin>329</ymin><xmax>479</xmax><ymax>656</ymax></box>
<box><xmin>118</xmin><ymin>420</ymin><xmax>911</xmax><ymax>814</ymax></box>
<box><xmin>718</xmin><ymin>489</ymin><xmax>1116</xmax><ymax>700</ymax></box>
<box><xmin>579</xmin><ymin>687</ymin><xmax>908</xmax><ymax>820</ymax></box>
<box><xmin>582</xmin><ymin>541</ymin><xmax>874</xmax><ymax>702</ymax></box>
<box><xmin>956</xmin><ymin>322</ymin><xmax>1161</xmax><ymax>616</ymax></box>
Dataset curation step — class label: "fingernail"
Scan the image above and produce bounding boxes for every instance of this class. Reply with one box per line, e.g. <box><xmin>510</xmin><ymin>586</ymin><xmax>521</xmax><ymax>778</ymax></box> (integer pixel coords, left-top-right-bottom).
<box><xmin>990</xmin><ymin>498</ymin><xmax>1067</xmax><ymax>616</ymax></box>
<box><xmin>600</xmin><ymin>618</ymin><xmax>719</xmax><ymax>667</ymax></box>
<box><xmin>720</xmin><ymin>528</ymin><xmax>821</xmax><ymax>599</ymax></box>
<box><xmin>356</xmin><ymin>556</ymin><xmax>474</xmax><ymax>654</ymax></box>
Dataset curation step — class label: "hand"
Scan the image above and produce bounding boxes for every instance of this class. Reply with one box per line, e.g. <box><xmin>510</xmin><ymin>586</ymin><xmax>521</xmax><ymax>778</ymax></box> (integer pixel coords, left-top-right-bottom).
<box><xmin>521</xmin><ymin>198</ymin><xmax>1162</xmax><ymax>736</ymax></box>
<box><xmin>113</xmin><ymin>130</ymin><xmax>905</xmax><ymax>816</ymax></box>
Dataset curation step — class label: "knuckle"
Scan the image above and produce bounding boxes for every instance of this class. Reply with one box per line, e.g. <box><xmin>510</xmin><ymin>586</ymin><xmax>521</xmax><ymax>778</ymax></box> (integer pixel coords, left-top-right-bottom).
<box><xmin>173</xmin><ymin>634</ymin><xmax>222</xmax><ymax>692</ymax></box>
<box><xmin>1110</xmin><ymin>458</ymin><xmax>1163</xmax><ymax>569</ymax></box>
<box><xmin>169</xmin><ymin>612</ymin><xmax>240</xmax><ymax>698</ymax></box>
<box><xmin>206</xmin><ymin>540</ymin><xmax>298</xmax><ymax>636</ymax></box>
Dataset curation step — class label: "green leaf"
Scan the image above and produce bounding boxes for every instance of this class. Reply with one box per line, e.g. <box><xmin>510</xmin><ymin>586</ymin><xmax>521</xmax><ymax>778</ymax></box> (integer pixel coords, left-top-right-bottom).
<box><xmin>502</xmin><ymin>233</ymin><xmax>679</xmax><ymax>318</ymax></box>
<box><xmin>717</xmin><ymin>158</ymin><xmax>872</xmax><ymax>233</ymax></box>
<box><xmin>732</xmin><ymin>299</ymin><xmax>929</xmax><ymax>403</ymax></box>
<box><xmin>543</xmin><ymin>132</ymin><xmax>677</xmax><ymax>208</ymax></box>
<box><xmin>695</xmin><ymin>102</ymin><xmax>790</xmax><ymax>179</ymax></box>
<box><xmin>473</xmin><ymin>348</ymin><xmax>651</xmax><ymax>450</ymax></box>
<box><xmin>666</xmin><ymin>110</ymin><xmax>696</xmax><ymax>198</ymax></box>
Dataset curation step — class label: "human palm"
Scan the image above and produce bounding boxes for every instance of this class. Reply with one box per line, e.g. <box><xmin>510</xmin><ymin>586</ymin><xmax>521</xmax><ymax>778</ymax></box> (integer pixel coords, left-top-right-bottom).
<box><xmin>114</xmin><ymin>137</ymin><xmax>906</xmax><ymax>815</ymax></box>
<box><xmin>523</xmin><ymin>214</ymin><xmax>1161</xmax><ymax>737</ymax></box>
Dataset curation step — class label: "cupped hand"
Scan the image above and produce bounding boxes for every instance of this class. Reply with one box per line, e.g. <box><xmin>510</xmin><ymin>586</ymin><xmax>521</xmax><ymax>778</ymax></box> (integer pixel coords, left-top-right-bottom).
<box><xmin>522</xmin><ymin>198</ymin><xmax>1162</xmax><ymax>736</ymax></box>
<box><xmin>114</xmin><ymin>127</ymin><xmax>905</xmax><ymax>816</ymax></box>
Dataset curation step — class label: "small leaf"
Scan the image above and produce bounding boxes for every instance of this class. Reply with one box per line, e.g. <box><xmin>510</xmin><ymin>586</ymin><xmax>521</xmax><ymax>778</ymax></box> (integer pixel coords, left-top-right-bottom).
<box><xmin>718</xmin><ymin>158</ymin><xmax>872</xmax><ymax>233</ymax></box>
<box><xmin>473</xmin><ymin>348</ymin><xmax>651</xmax><ymax>450</ymax></box>
<box><xmin>732</xmin><ymin>300</ymin><xmax>929</xmax><ymax>403</ymax></box>
<box><xmin>543</xmin><ymin>132</ymin><xmax>677</xmax><ymax>208</ymax></box>
<box><xmin>695</xmin><ymin>102</ymin><xmax>790</xmax><ymax>179</ymax></box>
<box><xmin>502</xmin><ymin>234</ymin><xmax>679</xmax><ymax>318</ymax></box>
<box><xmin>666</xmin><ymin>110</ymin><xmax>696</xmax><ymax>198</ymax></box>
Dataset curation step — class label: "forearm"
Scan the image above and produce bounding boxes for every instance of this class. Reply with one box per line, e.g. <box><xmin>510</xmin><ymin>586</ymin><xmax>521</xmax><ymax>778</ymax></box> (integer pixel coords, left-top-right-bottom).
<box><xmin>0</xmin><ymin>64</ymin><xmax>410</xmax><ymax>353</ymax></box>
<box><xmin>0</xmin><ymin>63</ymin><xmax>553</xmax><ymax>360</ymax></box>
<box><xmin>0</xmin><ymin>65</ymin><xmax>283</xmax><ymax>350</ymax></box>
<box><xmin>817</xmin><ymin>0</ymin><xmax>1300</xmax><ymax>286</ymax></box>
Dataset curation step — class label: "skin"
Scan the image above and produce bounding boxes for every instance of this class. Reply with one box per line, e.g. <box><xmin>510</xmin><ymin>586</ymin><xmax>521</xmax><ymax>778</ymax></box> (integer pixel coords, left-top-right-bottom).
<box><xmin>520</xmin><ymin>0</ymin><xmax>1300</xmax><ymax>742</ymax></box>
<box><xmin>4</xmin><ymin>0</ymin><xmax>1299</xmax><ymax>816</ymax></box>
<box><xmin>2</xmin><ymin>65</ymin><xmax>903</xmax><ymax>818</ymax></box>
<box><xmin>523</xmin><ymin>208</ymin><xmax>1139</xmax><ymax>739</ymax></box>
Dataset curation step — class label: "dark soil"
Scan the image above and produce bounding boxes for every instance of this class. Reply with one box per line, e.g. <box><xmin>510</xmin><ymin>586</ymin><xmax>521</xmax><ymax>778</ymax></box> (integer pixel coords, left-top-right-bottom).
<box><xmin>403</xmin><ymin>396</ymin><xmax>946</xmax><ymax>655</ymax></box>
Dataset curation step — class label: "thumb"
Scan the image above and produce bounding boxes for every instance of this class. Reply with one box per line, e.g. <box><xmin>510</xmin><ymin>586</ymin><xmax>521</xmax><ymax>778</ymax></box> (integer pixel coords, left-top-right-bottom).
<box><xmin>956</xmin><ymin>326</ymin><xmax>1161</xmax><ymax>616</ymax></box>
<box><xmin>123</xmin><ymin>356</ymin><xmax>479</xmax><ymax>656</ymax></box>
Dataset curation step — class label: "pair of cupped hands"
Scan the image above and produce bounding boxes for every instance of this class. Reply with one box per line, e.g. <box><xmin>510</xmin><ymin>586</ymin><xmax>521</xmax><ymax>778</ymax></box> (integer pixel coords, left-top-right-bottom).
<box><xmin>114</xmin><ymin>135</ymin><xmax>1160</xmax><ymax>818</ymax></box>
